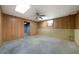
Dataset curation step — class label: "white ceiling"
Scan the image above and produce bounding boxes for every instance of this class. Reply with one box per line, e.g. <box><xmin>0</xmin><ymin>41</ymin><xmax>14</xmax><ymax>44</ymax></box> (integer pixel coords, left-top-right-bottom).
<box><xmin>1</xmin><ymin>5</ymin><xmax>79</xmax><ymax>21</ymax></box>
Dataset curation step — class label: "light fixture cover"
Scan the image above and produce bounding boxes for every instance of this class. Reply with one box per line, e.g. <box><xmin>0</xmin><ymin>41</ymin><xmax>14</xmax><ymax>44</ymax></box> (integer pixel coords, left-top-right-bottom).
<box><xmin>15</xmin><ymin>5</ymin><xmax>30</xmax><ymax>13</ymax></box>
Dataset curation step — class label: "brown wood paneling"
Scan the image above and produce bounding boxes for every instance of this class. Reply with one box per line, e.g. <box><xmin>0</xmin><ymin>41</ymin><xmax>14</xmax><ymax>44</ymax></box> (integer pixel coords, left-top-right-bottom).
<box><xmin>2</xmin><ymin>14</ymin><xmax>24</xmax><ymax>42</ymax></box>
<box><xmin>30</xmin><ymin>21</ymin><xmax>38</xmax><ymax>35</ymax></box>
<box><xmin>0</xmin><ymin>7</ymin><xmax>2</xmax><ymax>45</ymax></box>
<box><xmin>75</xmin><ymin>13</ymin><xmax>79</xmax><ymax>29</ymax></box>
<box><xmin>38</xmin><ymin>14</ymin><xmax>76</xmax><ymax>29</ymax></box>
<box><xmin>53</xmin><ymin>15</ymin><xmax>75</xmax><ymax>29</ymax></box>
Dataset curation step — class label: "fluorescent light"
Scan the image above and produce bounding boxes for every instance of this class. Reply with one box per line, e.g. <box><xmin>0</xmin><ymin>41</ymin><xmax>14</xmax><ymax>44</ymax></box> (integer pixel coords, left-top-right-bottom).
<box><xmin>15</xmin><ymin>5</ymin><xmax>30</xmax><ymax>13</ymax></box>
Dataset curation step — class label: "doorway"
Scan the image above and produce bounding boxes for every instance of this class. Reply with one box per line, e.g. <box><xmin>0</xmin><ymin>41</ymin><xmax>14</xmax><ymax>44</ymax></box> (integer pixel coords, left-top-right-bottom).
<box><xmin>24</xmin><ymin>21</ymin><xmax>30</xmax><ymax>36</ymax></box>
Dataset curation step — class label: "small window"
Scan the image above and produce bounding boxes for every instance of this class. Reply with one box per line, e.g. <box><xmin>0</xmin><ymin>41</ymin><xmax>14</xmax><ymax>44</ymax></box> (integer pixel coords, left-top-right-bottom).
<box><xmin>47</xmin><ymin>20</ymin><xmax>53</xmax><ymax>26</ymax></box>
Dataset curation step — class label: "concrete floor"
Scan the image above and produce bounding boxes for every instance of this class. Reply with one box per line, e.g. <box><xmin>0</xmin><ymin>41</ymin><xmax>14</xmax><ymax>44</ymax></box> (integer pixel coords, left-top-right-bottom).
<box><xmin>0</xmin><ymin>35</ymin><xmax>79</xmax><ymax>54</ymax></box>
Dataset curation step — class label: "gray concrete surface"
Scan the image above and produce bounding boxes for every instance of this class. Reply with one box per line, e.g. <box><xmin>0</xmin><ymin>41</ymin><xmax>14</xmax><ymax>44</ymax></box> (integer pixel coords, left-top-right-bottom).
<box><xmin>0</xmin><ymin>35</ymin><xmax>79</xmax><ymax>54</ymax></box>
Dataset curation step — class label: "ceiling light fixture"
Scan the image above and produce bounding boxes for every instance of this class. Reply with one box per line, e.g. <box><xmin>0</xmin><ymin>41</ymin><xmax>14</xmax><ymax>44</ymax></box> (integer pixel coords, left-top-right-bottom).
<box><xmin>15</xmin><ymin>5</ymin><xmax>31</xmax><ymax>13</ymax></box>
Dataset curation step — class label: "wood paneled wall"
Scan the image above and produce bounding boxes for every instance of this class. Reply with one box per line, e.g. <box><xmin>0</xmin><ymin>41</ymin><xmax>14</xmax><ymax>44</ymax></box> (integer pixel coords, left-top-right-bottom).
<box><xmin>2</xmin><ymin>14</ymin><xmax>24</xmax><ymax>42</ymax></box>
<box><xmin>74</xmin><ymin>12</ymin><xmax>79</xmax><ymax>46</ymax></box>
<box><xmin>0</xmin><ymin>10</ymin><xmax>79</xmax><ymax>44</ymax></box>
<box><xmin>30</xmin><ymin>21</ymin><xmax>38</xmax><ymax>35</ymax></box>
<box><xmin>38</xmin><ymin>14</ymin><xmax>76</xmax><ymax>29</ymax></box>
<box><xmin>1</xmin><ymin>14</ymin><xmax>38</xmax><ymax>43</ymax></box>
<box><xmin>75</xmin><ymin>12</ymin><xmax>79</xmax><ymax>29</ymax></box>
<box><xmin>38</xmin><ymin>15</ymin><xmax>76</xmax><ymax>40</ymax></box>
<box><xmin>53</xmin><ymin>15</ymin><xmax>76</xmax><ymax>29</ymax></box>
<box><xmin>0</xmin><ymin>7</ymin><xmax>2</xmax><ymax>45</ymax></box>
<box><xmin>23</xmin><ymin>20</ymin><xmax>38</xmax><ymax>36</ymax></box>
